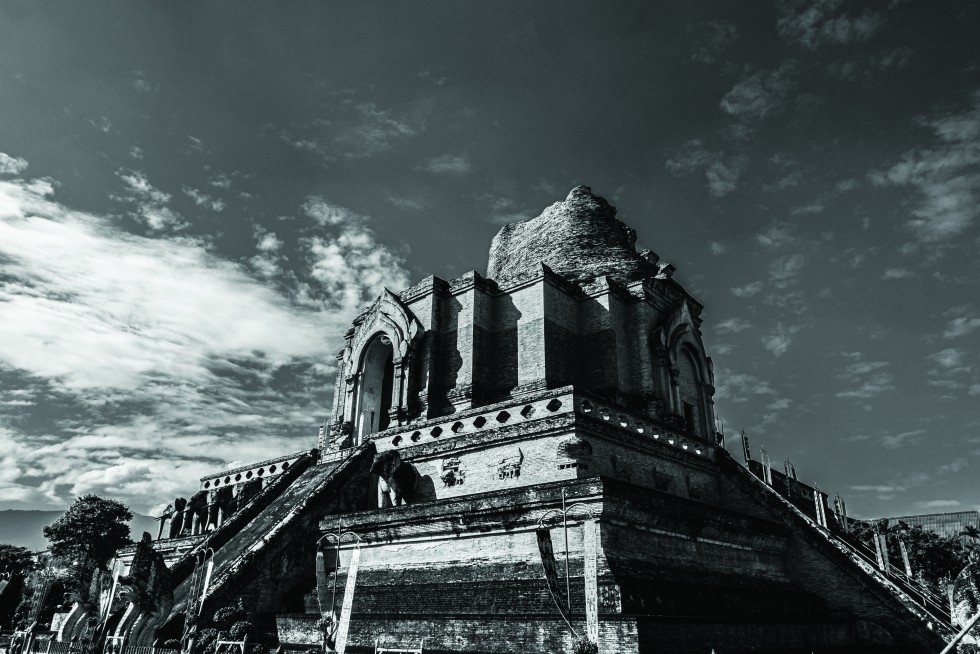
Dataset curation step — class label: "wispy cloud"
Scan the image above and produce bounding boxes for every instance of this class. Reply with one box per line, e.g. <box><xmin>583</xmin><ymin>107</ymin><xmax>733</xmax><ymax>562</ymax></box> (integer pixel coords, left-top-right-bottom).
<box><xmin>850</xmin><ymin>484</ymin><xmax>905</xmax><ymax>494</ymax></box>
<box><xmin>943</xmin><ymin>306</ymin><xmax>980</xmax><ymax>339</ymax></box>
<box><xmin>273</xmin><ymin>97</ymin><xmax>432</xmax><ymax>161</ymax></box>
<box><xmin>777</xmin><ymin>0</ymin><xmax>885</xmax><ymax>50</ymax></box>
<box><xmin>882</xmin><ymin>268</ymin><xmax>914</xmax><ymax>280</ymax></box>
<box><xmin>115</xmin><ymin>169</ymin><xmax>187</xmax><ymax>231</ymax></box>
<box><xmin>915</xmin><ymin>499</ymin><xmax>961</xmax><ymax>509</ymax></box>
<box><xmin>666</xmin><ymin>139</ymin><xmax>748</xmax><ymax>197</ymax></box>
<box><xmin>423</xmin><ymin>154</ymin><xmax>471</xmax><ymax>175</ymax></box>
<box><xmin>716</xmin><ymin>318</ymin><xmax>752</xmax><ymax>334</ymax></box>
<box><xmin>761</xmin><ymin>323</ymin><xmax>802</xmax><ymax>356</ymax></box>
<box><xmin>183</xmin><ymin>186</ymin><xmax>225</xmax><ymax>212</ymax></box>
<box><xmin>835</xmin><ymin>355</ymin><xmax>895</xmax><ymax>401</ymax></box>
<box><xmin>720</xmin><ymin>62</ymin><xmax>796</xmax><ymax>124</ymax></box>
<box><xmin>730</xmin><ymin>281</ymin><xmax>764</xmax><ymax>298</ymax></box>
<box><xmin>928</xmin><ymin>348</ymin><xmax>969</xmax><ymax>371</ymax></box>
<box><xmin>0</xmin><ymin>163</ymin><xmax>408</xmax><ymax>511</ymax></box>
<box><xmin>881</xmin><ymin>429</ymin><xmax>925</xmax><ymax>449</ymax></box>
<box><xmin>299</xmin><ymin>197</ymin><xmax>411</xmax><ymax>315</ymax></box>
<box><xmin>691</xmin><ymin>20</ymin><xmax>738</xmax><ymax>65</ymax></box>
<box><xmin>870</xmin><ymin>92</ymin><xmax>980</xmax><ymax>241</ymax></box>
<box><xmin>714</xmin><ymin>369</ymin><xmax>777</xmax><ymax>403</ymax></box>
<box><xmin>0</xmin><ymin>152</ymin><xmax>29</xmax><ymax>176</ymax></box>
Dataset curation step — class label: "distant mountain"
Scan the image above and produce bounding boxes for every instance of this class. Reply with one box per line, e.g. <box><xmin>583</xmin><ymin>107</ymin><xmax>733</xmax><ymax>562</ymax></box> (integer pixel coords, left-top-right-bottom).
<box><xmin>0</xmin><ymin>510</ymin><xmax>158</xmax><ymax>552</ymax></box>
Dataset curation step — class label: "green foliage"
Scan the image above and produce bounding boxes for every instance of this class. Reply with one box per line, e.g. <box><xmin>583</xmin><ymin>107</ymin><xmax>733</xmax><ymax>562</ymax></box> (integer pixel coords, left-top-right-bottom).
<box><xmin>211</xmin><ymin>599</ymin><xmax>248</xmax><ymax>630</ymax></box>
<box><xmin>227</xmin><ymin>621</ymin><xmax>253</xmax><ymax>640</ymax></box>
<box><xmin>0</xmin><ymin>544</ymin><xmax>35</xmax><ymax>574</ymax></box>
<box><xmin>848</xmin><ymin>519</ymin><xmax>971</xmax><ymax>595</ymax></box>
<box><xmin>43</xmin><ymin>495</ymin><xmax>132</xmax><ymax>568</ymax></box>
<box><xmin>570</xmin><ymin>638</ymin><xmax>598</xmax><ymax>654</ymax></box>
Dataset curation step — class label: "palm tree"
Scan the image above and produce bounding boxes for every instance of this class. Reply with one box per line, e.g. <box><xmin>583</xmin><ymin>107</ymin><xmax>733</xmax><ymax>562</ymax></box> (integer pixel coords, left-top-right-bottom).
<box><xmin>960</xmin><ymin>524</ymin><xmax>980</xmax><ymax>542</ymax></box>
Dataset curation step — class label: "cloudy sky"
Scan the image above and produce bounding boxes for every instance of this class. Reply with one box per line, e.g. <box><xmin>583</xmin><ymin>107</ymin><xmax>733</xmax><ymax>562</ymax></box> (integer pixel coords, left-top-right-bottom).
<box><xmin>1</xmin><ymin>1</ymin><xmax>979</xmax><ymax>519</ymax></box>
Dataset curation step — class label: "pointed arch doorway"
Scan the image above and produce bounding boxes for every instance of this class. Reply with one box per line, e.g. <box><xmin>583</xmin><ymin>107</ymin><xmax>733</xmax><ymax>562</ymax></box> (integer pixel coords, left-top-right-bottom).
<box><xmin>353</xmin><ymin>334</ymin><xmax>395</xmax><ymax>444</ymax></box>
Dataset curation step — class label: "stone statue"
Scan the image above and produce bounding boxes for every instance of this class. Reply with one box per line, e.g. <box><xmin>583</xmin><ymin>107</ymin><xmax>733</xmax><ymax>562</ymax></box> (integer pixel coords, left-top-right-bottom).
<box><xmin>155</xmin><ymin>503</ymin><xmax>173</xmax><ymax>540</ymax></box>
<box><xmin>370</xmin><ymin>450</ymin><xmax>417</xmax><ymax>507</ymax></box>
<box><xmin>168</xmin><ymin>497</ymin><xmax>187</xmax><ymax>539</ymax></box>
<box><xmin>185</xmin><ymin>491</ymin><xmax>208</xmax><ymax>535</ymax></box>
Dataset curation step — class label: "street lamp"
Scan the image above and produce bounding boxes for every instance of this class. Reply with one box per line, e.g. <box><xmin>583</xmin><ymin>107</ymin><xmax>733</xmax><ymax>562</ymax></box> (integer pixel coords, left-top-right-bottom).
<box><xmin>536</xmin><ymin>488</ymin><xmax>597</xmax><ymax>641</ymax></box>
<box><xmin>316</xmin><ymin>522</ymin><xmax>363</xmax><ymax>654</ymax></box>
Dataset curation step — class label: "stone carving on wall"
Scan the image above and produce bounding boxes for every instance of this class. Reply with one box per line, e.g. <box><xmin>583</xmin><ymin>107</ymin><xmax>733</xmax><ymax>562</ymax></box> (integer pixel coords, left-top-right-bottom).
<box><xmin>497</xmin><ymin>448</ymin><xmax>523</xmax><ymax>480</ymax></box>
<box><xmin>440</xmin><ymin>457</ymin><xmax>464</xmax><ymax>487</ymax></box>
<box><xmin>557</xmin><ymin>437</ymin><xmax>592</xmax><ymax>462</ymax></box>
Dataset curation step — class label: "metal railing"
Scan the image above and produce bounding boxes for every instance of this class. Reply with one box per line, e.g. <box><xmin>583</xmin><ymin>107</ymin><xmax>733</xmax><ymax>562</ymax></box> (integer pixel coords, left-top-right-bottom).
<box><xmin>746</xmin><ymin>463</ymin><xmax>953</xmax><ymax>628</ymax></box>
<box><xmin>842</xmin><ymin>536</ymin><xmax>952</xmax><ymax>624</ymax></box>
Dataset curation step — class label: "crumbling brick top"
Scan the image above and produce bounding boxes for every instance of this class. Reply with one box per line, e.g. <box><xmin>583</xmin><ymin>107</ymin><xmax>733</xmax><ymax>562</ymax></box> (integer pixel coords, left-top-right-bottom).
<box><xmin>487</xmin><ymin>185</ymin><xmax>660</xmax><ymax>286</ymax></box>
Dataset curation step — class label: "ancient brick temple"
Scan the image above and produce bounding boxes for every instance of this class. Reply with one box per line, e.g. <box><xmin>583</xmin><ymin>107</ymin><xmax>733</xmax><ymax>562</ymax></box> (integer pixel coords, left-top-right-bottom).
<box><xmin>51</xmin><ymin>187</ymin><xmax>950</xmax><ymax>653</ymax></box>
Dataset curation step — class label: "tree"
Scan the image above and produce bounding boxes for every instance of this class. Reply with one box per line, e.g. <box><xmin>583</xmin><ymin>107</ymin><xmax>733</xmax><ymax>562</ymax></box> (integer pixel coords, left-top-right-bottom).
<box><xmin>0</xmin><ymin>544</ymin><xmax>35</xmax><ymax>629</ymax></box>
<box><xmin>43</xmin><ymin>494</ymin><xmax>133</xmax><ymax>567</ymax></box>
<box><xmin>0</xmin><ymin>545</ymin><xmax>34</xmax><ymax>575</ymax></box>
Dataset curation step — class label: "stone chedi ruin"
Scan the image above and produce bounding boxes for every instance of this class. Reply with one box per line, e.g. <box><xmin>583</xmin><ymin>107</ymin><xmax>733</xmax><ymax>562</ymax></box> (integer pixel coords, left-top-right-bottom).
<box><xmin>48</xmin><ymin>187</ymin><xmax>950</xmax><ymax>653</ymax></box>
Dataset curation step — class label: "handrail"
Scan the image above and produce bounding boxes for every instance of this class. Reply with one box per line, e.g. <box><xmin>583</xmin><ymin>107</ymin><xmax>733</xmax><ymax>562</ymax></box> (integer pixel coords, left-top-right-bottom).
<box><xmin>745</xmin><ymin>463</ymin><xmax>953</xmax><ymax>627</ymax></box>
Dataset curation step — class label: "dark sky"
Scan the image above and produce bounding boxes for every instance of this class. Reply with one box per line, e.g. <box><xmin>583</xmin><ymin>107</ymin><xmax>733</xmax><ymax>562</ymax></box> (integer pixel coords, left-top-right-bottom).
<box><xmin>1</xmin><ymin>1</ymin><xmax>979</xmax><ymax>517</ymax></box>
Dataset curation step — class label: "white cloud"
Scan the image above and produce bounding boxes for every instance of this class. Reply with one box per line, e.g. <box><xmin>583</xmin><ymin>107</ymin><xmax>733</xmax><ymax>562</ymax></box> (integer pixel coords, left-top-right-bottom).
<box><xmin>915</xmin><ymin>499</ymin><xmax>961</xmax><ymax>509</ymax></box>
<box><xmin>835</xmin><ymin>357</ymin><xmax>895</xmax><ymax>400</ymax></box>
<box><xmin>761</xmin><ymin>323</ymin><xmax>802</xmax><ymax>356</ymax></box>
<box><xmin>928</xmin><ymin>348</ymin><xmax>967</xmax><ymax>370</ymax></box>
<box><xmin>777</xmin><ymin>0</ymin><xmax>884</xmax><ymax>50</ymax></box>
<box><xmin>714</xmin><ymin>368</ymin><xmax>777</xmax><ymax>403</ymax></box>
<box><xmin>0</xmin><ymin>152</ymin><xmax>29</xmax><ymax>176</ymax></box>
<box><xmin>183</xmin><ymin>186</ymin><xmax>225</xmax><ymax>212</ymax></box>
<box><xmin>870</xmin><ymin>93</ymin><xmax>980</xmax><ymax>241</ymax></box>
<box><xmin>115</xmin><ymin>169</ymin><xmax>186</xmax><ymax>231</ymax></box>
<box><xmin>0</xmin><ymin>171</ymin><xmax>408</xmax><ymax>512</ymax></box>
<box><xmin>882</xmin><ymin>268</ymin><xmax>913</xmax><ymax>280</ymax></box>
<box><xmin>850</xmin><ymin>484</ymin><xmax>905</xmax><ymax>493</ymax></box>
<box><xmin>666</xmin><ymin>139</ymin><xmax>747</xmax><ymax>197</ymax></box>
<box><xmin>709</xmin><ymin>241</ymin><xmax>726</xmax><ymax>255</ymax></box>
<box><xmin>730</xmin><ymin>281</ymin><xmax>764</xmax><ymax>297</ymax></box>
<box><xmin>720</xmin><ymin>63</ymin><xmax>796</xmax><ymax>122</ymax></box>
<box><xmin>716</xmin><ymin>318</ymin><xmax>752</xmax><ymax>334</ymax></box>
<box><xmin>423</xmin><ymin>154</ymin><xmax>471</xmax><ymax>175</ymax></box>
<box><xmin>756</xmin><ymin>222</ymin><xmax>797</xmax><ymax>249</ymax></box>
<box><xmin>944</xmin><ymin>310</ymin><xmax>980</xmax><ymax>339</ymax></box>
<box><xmin>273</xmin><ymin>98</ymin><xmax>432</xmax><ymax>160</ymax></box>
<box><xmin>299</xmin><ymin>197</ymin><xmax>410</xmax><ymax>315</ymax></box>
<box><xmin>881</xmin><ymin>429</ymin><xmax>926</xmax><ymax>449</ymax></box>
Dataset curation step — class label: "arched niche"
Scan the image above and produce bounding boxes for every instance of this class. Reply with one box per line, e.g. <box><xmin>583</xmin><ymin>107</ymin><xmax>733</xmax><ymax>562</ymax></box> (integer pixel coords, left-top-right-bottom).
<box><xmin>353</xmin><ymin>334</ymin><xmax>395</xmax><ymax>443</ymax></box>
<box><xmin>653</xmin><ymin>300</ymin><xmax>716</xmax><ymax>441</ymax></box>
<box><xmin>676</xmin><ymin>346</ymin><xmax>706</xmax><ymax>439</ymax></box>
<box><xmin>336</xmin><ymin>289</ymin><xmax>424</xmax><ymax>443</ymax></box>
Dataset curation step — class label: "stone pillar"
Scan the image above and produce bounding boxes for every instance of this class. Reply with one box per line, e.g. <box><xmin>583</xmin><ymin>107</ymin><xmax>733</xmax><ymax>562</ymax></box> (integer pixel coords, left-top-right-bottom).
<box><xmin>389</xmin><ymin>358</ymin><xmax>405</xmax><ymax>425</ymax></box>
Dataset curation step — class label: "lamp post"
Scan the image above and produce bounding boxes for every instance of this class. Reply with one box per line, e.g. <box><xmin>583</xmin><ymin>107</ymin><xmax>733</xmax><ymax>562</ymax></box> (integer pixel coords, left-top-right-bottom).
<box><xmin>316</xmin><ymin>522</ymin><xmax>363</xmax><ymax>654</ymax></box>
<box><xmin>537</xmin><ymin>488</ymin><xmax>598</xmax><ymax>642</ymax></box>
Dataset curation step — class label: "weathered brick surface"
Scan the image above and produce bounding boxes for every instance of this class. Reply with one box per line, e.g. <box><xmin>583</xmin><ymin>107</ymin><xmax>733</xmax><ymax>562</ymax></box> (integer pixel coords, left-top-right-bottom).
<box><xmin>487</xmin><ymin>186</ymin><xmax>658</xmax><ymax>286</ymax></box>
